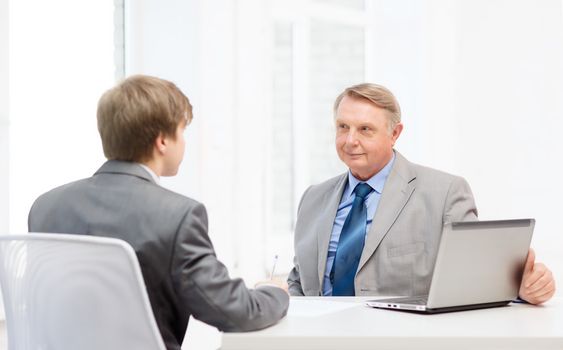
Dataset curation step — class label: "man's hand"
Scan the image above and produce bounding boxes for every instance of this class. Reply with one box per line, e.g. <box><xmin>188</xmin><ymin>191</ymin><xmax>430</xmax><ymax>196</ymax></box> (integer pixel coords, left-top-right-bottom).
<box><xmin>519</xmin><ymin>248</ymin><xmax>556</xmax><ymax>304</ymax></box>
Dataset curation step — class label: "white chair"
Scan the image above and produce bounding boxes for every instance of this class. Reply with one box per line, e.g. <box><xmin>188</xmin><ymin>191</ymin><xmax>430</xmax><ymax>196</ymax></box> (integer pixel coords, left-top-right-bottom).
<box><xmin>0</xmin><ymin>233</ymin><xmax>166</xmax><ymax>350</ymax></box>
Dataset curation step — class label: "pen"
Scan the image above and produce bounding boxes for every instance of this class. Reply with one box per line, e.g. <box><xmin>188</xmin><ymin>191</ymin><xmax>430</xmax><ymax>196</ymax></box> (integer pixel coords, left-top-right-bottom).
<box><xmin>269</xmin><ymin>255</ymin><xmax>278</xmax><ymax>280</ymax></box>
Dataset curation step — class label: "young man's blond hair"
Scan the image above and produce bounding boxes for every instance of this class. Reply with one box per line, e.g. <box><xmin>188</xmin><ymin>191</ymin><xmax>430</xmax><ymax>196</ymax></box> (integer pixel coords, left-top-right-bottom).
<box><xmin>97</xmin><ymin>75</ymin><xmax>193</xmax><ymax>162</ymax></box>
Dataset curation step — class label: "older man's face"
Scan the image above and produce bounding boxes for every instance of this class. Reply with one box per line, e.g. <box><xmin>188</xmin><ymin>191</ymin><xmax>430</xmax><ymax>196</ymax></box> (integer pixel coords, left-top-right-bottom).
<box><xmin>335</xmin><ymin>95</ymin><xmax>402</xmax><ymax>180</ymax></box>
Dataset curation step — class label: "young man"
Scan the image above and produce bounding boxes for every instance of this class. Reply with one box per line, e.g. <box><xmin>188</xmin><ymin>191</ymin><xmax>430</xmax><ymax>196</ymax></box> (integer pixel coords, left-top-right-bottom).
<box><xmin>29</xmin><ymin>75</ymin><xmax>289</xmax><ymax>350</ymax></box>
<box><xmin>288</xmin><ymin>83</ymin><xmax>555</xmax><ymax>304</ymax></box>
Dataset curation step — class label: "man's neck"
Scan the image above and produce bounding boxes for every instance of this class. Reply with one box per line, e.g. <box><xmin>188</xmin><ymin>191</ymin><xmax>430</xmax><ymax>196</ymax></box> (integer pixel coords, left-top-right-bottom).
<box><xmin>141</xmin><ymin>158</ymin><xmax>162</xmax><ymax>176</ymax></box>
<box><xmin>138</xmin><ymin>162</ymin><xmax>161</xmax><ymax>184</ymax></box>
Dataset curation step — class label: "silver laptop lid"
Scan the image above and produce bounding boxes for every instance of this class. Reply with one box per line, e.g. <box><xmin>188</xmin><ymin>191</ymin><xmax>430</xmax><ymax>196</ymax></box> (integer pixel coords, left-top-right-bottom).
<box><xmin>427</xmin><ymin>219</ymin><xmax>534</xmax><ymax>309</ymax></box>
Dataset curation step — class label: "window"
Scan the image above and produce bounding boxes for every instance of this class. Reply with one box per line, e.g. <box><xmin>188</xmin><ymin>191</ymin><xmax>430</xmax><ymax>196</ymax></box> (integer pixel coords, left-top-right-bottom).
<box><xmin>266</xmin><ymin>0</ymin><xmax>371</xmax><ymax>272</ymax></box>
<box><xmin>8</xmin><ymin>0</ymin><xmax>117</xmax><ymax>233</ymax></box>
<box><xmin>119</xmin><ymin>0</ymin><xmax>375</xmax><ymax>278</ymax></box>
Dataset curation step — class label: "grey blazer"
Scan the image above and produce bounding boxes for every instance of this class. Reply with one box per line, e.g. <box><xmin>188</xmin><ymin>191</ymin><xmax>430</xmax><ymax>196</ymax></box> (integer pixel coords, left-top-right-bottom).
<box><xmin>29</xmin><ymin>160</ymin><xmax>289</xmax><ymax>350</ymax></box>
<box><xmin>288</xmin><ymin>151</ymin><xmax>478</xmax><ymax>297</ymax></box>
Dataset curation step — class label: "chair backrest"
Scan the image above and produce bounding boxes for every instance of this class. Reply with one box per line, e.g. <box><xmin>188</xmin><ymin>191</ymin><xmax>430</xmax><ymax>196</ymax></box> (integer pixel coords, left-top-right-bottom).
<box><xmin>0</xmin><ymin>233</ymin><xmax>166</xmax><ymax>350</ymax></box>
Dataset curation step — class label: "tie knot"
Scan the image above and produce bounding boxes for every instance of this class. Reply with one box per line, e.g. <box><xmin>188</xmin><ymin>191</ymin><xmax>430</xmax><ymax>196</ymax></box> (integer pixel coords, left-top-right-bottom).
<box><xmin>354</xmin><ymin>183</ymin><xmax>372</xmax><ymax>200</ymax></box>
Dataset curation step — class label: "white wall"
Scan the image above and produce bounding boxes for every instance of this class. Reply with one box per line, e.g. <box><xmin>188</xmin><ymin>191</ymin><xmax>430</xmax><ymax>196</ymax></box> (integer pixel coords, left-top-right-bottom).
<box><xmin>124</xmin><ymin>0</ymin><xmax>563</xmax><ymax>296</ymax></box>
<box><xmin>124</xmin><ymin>0</ymin><xmax>203</xmax><ymax>202</ymax></box>
<box><xmin>0</xmin><ymin>0</ymin><xmax>8</xmax><ymax>321</ymax></box>
<box><xmin>370</xmin><ymin>0</ymin><xmax>563</xmax><ymax>293</ymax></box>
<box><xmin>124</xmin><ymin>0</ymin><xmax>274</xmax><ymax>280</ymax></box>
<box><xmin>0</xmin><ymin>0</ymin><xmax>9</xmax><ymax>235</ymax></box>
<box><xmin>7</xmin><ymin>1</ymin><xmax>115</xmax><ymax>238</ymax></box>
<box><xmin>5</xmin><ymin>0</ymin><xmax>561</xmax><ymax>297</ymax></box>
<box><xmin>455</xmin><ymin>0</ymin><xmax>563</xmax><ymax>291</ymax></box>
<box><xmin>125</xmin><ymin>0</ymin><xmax>231</xmax><ymax>267</ymax></box>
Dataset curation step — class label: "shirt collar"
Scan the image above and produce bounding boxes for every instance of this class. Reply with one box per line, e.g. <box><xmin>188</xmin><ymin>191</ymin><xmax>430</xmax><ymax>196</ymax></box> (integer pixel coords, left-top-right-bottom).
<box><xmin>344</xmin><ymin>151</ymin><xmax>396</xmax><ymax>200</ymax></box>
<box><xmin>137</xmin><ymin>163</ymin><xmax>160</xmax><ymax>185</ymax></box>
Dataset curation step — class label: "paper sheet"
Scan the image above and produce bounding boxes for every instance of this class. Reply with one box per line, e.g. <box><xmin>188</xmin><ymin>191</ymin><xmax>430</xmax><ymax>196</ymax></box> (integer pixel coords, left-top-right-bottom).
<box><xmin>288</xmin><ymin>299</ymin><xmax>359</xmax><ymax>317</ymax></box>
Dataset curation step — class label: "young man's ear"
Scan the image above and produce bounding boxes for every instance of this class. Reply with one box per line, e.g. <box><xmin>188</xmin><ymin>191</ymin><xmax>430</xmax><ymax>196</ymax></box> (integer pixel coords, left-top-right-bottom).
<box><xmin>155</xmin><ymin>132</ymin><xmax>167</xmax><ymax>154</ymax></box>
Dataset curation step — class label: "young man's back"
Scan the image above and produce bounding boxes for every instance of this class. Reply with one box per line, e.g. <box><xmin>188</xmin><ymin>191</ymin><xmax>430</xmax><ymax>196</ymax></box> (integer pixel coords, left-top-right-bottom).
<box><xmin>29</xmin><ymin>160</ymin><xmax>288</xmax><ymax>350</ymax></box>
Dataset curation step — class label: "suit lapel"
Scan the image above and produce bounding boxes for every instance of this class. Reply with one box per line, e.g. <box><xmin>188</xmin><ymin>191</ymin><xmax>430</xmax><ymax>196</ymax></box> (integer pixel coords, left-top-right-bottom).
<box><xmin>316</xmin><ymin>174</ymin><xmax>348</xmax><ymax>288</ymax></box>
<box><xmin>358</xmin><ymin>152</ymin><xmax>416</xmax><ymax>272</ymax></box>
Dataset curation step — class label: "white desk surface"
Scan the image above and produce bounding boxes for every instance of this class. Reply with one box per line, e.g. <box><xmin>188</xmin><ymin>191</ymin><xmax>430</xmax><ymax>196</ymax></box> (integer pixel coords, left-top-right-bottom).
<box><xmin>221</xmin><ymin>296</ymin><xmax>563</xmax><ymax>350</ymax></box>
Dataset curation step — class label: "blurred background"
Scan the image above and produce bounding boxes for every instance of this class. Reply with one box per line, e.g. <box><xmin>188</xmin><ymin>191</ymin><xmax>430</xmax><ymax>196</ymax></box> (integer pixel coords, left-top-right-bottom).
<box><xmin>1</xmin><ymin>0</ymin><xmax>562</xmax><ymax>346</ymax></box>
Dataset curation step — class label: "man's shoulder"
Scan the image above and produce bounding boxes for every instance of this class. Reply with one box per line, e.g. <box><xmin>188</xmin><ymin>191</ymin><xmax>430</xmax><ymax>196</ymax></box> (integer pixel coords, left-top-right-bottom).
<box><xmin>412</xmin><ymin>162</ymin><xmax>463</xmax><ymax>181</ymax></box>
<box><xmin>33</xmin><ymin>177</ymin><xmax>91</xmax><ymax>205</ymax></box>
<box><xmin>313</xmin><ymin>173</ymin><xmax>346</xmax><ymax>187</ymax></box>
<box><xmin>396</xmin><ymin>156</ymin><xmax>472</xmax><ymax>201</ymax></box>
<box><xmin>148</xmin><ymin>182</ymin><xmax>202</xmax><ymax>209</ymax></box>
<box><xmin>295</xmin><ymin>173</ymin><xmax>347</xmax><ymax>213</ymax></box>
<box><xmin>398</xmin><ymin>153</ymin><xmax>466</xmax><ymax>185</ymax></box>
<box><xmin>33</xmin><ymin>172</ymin><xmax>202</xmax><ymax>212</ymax></box>
<box><xmin>306</xmin><ymin>173</ymin><xmax>346</xmax><ymax>195</ymax></box>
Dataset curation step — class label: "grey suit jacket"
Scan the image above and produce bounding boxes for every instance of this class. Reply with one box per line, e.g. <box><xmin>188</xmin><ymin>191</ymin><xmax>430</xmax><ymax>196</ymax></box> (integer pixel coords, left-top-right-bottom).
<box><xmin>287</xmin><ymin>151</ymin><xmax>478</xmax><ymax>297</ymax></box>
<box><xmin>29</xmin><ymin>160</ymin><xmax>289</xmax><ymax>350</ymax></box>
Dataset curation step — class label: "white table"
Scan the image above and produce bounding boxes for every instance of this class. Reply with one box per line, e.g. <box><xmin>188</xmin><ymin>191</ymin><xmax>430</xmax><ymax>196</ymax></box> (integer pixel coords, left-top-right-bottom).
<box><xmin>221</xmin><ymin>297</ymin><xmax>563</xmax><ymax>349</ymax></box>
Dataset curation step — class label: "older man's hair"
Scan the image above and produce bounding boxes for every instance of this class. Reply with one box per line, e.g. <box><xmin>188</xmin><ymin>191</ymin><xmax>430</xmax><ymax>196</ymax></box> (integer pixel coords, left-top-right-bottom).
<box><xmin>333</xmin><ymin>83</ymin><xmax>401</xmax><ymax>133</ymax></box>
<box><xmin>97</xmin><ymin>75</ymin><xmax>193</xmax><ymax>162</ymax></box>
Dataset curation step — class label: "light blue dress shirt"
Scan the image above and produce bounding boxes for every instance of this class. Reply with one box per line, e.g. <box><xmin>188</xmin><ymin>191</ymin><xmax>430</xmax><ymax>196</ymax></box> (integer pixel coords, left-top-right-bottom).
<box><xmin>322</xmin><ymin>153</ymin><xmax>396</xmax><ymax>296</ymax></box>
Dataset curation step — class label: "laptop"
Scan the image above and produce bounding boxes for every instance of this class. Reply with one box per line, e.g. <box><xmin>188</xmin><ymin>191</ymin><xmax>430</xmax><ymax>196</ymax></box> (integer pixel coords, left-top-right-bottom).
<box><xmin>366</xmin><ymin>219</ymin><xmax>535</xmax><ymax>314</ymax></box>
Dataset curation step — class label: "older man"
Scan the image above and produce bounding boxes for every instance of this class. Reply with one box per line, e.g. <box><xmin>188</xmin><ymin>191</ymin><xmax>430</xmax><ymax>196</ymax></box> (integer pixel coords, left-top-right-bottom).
<box><xmin>287</xmin><ymin>83</ymin><xmax>555</xmax><ymax>304</ymax></box>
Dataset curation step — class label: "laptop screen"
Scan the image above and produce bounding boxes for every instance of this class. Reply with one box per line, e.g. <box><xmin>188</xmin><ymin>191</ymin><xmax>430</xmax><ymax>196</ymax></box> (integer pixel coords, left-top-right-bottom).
<box><xmin>426</xmin><ymin>219</ymin><xmax>534</xmax><ymax>309</ymax></box>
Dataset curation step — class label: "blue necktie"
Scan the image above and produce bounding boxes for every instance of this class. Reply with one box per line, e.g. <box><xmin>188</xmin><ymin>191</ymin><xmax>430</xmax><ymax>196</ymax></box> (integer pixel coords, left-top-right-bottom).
<box><xmin>332</xmin><ymin>183</ymin><xmax>373</xmax><ymax>296</ymax></box>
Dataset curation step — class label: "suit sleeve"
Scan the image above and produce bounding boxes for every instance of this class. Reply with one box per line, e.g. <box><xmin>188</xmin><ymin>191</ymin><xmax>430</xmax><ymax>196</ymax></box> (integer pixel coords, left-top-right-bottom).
<box><xmin>287</xmin><ymin>186</ymin><xmax>314</xmax><ymax>296</ymax></box>
<box><xmin>170</xmin><ymin>203</ymin><xmax>289</xmax><ymax>332</ymax></box>
<box><xmin>443</xmin><ymin>176</ymin><xmax>479</xmax><ymax>223</ymax></box>
<box><xmin>287</xmin><ymin>257</ymin><xmax>305</xmax><ymax>296</ymax></box>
